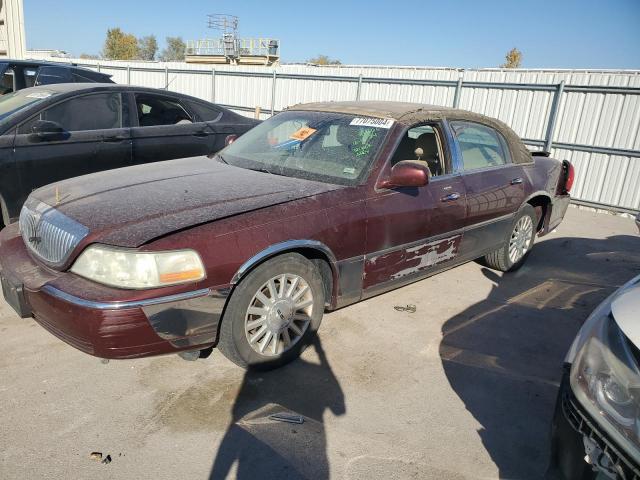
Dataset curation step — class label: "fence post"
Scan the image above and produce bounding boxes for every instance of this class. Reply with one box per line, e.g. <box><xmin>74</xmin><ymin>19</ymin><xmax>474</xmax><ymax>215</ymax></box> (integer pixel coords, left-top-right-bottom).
<box><xmin>544</xmin><ymin>80</ymin><xmax>565</xmax><ymax>152</ymax></box>
<box><xmin>453</xmin><ymin>75</ymin><xmax>463</xmax><ymax>108</ymax></box>
<box><xmin>211</xmin><ymin>69</ymin><xmax>216</xmax><ymax>102</ymax></box>
<box><xmin>127</xmin><ymin>65</ymin><xmax>131</xmax><ymax>85</ymax></box>
<box><xmin>270</xmin><ymin>70</ymin><xmax>277</xmax><ymax>115</ymax></box>
<box><xmin>97</xmin><ymin>63</ymin><xmax>101</xmax><ymax>73</ymax></box>
<box><xmin>164</xmin><ymin>66</ymin><xmax>169</xmax><ymax>90</ymax></box>
<box><xmin>356</xmin><ymin>74</ymin><xmax>363</xmax><ymax>100</ymax></box>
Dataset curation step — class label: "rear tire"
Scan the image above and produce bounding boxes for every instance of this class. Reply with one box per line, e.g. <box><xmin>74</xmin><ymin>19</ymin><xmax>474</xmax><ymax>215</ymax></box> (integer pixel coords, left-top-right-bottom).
<box><xmin>484</xmin><ymin>204</ymin><xmax>537</xmax><ymax>272</ymax></box>
<box><xmin>217</xmin><ymin>253</ymin><xmax>325</xmax><ymax>370</ymax></box>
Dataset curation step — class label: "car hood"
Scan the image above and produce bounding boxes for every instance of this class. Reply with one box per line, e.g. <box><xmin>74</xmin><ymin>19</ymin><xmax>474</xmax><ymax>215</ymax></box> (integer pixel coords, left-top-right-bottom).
<box><xmin>611</xmin><ymin>278</ymin><xmax>640</xmax><ymax>349</ymax></box>
<box><xmin>30</xmin><ymin>156</ymin><xmax>344</xmax><ymax>247</ymax></box>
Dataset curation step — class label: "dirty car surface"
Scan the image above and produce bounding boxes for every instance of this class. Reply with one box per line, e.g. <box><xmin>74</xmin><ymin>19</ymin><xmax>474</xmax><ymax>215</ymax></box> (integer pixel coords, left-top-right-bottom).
<box><xmin>0</xmin><ymin>101</ymin><xmax>574</xmax><ymax>368</ymax></box>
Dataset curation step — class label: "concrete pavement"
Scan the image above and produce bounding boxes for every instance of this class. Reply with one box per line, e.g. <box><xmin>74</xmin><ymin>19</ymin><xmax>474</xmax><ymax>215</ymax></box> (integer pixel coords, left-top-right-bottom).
<box><xmin>0</xmin><ymin>207</ymin><xmax>638</xmax><ymax>479</ymax></box>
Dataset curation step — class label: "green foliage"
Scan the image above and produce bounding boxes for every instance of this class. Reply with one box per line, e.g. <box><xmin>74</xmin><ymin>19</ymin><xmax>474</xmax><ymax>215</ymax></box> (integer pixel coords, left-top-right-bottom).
<box><xmin>137</xmin><ymin>35</ymin><xmax>158</xmax><ymax>61</ymax></box>
<box><xmin>102</xmin><ymin>28</ymin><xmax>139</xmax><ymax>60</ymax></box>
<box><xmin>501</xmin><ymin>48</ymin><xmax>522</xmax><ymax>69</ymax></box>
<box><xmin>160</xmin><ymin>37</ymin><xmax>186</xmax><ymax>62</ymax></box>
<box><xmin>307</xmin><ymin>54</ymin><xmax>342</xmax><ymax>66</ymax></box>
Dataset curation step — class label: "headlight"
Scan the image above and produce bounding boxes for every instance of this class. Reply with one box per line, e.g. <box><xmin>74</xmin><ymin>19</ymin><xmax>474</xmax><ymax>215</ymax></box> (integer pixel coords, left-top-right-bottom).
<box><xmin>70</xmin><ymin>245</ymin><xmax>206</xmax><ymax>289</ymax></box>
<box><xmin>570</xmin><ymin>301</ymin><xmax>640</xmax><ymax>459</ymax></box>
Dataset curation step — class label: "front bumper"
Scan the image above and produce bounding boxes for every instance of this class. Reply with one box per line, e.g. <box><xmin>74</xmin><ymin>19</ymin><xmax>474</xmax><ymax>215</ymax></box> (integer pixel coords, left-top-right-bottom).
<box><xmin>549</xmin><ymin>366</ymin><xmax>640</xmax><ymax>479</ymax></box>
<box><xmin>0</xmin><ymin>224</ymin><xmax>230</xmax><ymax>359</ymax></box>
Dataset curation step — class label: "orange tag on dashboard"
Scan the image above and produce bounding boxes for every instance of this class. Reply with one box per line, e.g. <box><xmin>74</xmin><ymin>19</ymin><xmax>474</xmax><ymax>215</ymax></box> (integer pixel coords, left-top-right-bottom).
<box><xmin>290</xmin><ymin>127</ymin><xmax>317</xmax><ymax>141</ymax></box>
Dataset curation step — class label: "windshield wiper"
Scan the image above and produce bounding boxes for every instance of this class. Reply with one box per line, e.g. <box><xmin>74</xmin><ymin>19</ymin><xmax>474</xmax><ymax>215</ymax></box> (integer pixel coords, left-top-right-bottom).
<box><xmin>248</xmin><ymin>167</ymin><xmax>287</xmax><ymax>177</ymax></box>
<box><xmin>214</xmin><ymin>154</ymin><xmax>228</xmax><ymax>164</ymax></box>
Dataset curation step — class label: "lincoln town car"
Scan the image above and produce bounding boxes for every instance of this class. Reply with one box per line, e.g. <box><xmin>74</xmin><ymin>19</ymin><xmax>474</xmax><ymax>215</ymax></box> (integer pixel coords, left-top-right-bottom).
<box><xmin>0</xmin><ymin>101</ymin><xmax>574</xmax><ymax>369</ymax></box>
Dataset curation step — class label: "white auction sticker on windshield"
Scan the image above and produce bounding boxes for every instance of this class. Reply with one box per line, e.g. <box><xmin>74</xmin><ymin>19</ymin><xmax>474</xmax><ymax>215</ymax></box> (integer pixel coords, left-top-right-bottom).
<box><xmin>350</xmin><ymin>117</ymin><xmax>394</xmax><ymax>129</ymax></box>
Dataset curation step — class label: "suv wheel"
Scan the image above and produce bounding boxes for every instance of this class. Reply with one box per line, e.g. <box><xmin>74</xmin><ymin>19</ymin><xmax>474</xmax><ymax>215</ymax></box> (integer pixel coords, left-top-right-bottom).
<box><xmin>217</xmin><ymin>253</ymin><xmax>325</xmax><ymax>370</ymax></box>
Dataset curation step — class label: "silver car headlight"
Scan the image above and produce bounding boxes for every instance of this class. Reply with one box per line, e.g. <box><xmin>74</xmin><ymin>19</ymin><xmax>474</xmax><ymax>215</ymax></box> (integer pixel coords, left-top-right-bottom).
<box><xmin>570</xmin><ymin>295</ymin><xmax>640</xmax><ymax>459</ymax></box>
<box><xmin>71</xmin><ymin>245</ymin><xmax>206</xmax><ymax>289</ymax></box>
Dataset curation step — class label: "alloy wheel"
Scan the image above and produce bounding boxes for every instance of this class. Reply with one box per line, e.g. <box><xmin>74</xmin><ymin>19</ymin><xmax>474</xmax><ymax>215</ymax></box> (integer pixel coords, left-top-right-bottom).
<box><xmin>244</xmin><ymin>273</ymin><xmax>314</xmax><ymax>357</ymax></box>
<box><xmin>508</xmin><ymin>215</ymin><xmax>534</xmax><ymax>264</ymax></box>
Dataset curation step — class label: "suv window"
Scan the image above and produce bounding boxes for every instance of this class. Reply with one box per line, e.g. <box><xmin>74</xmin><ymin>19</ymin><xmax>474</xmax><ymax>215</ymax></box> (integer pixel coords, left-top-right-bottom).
<box><xmin>1</xmin><ymin>67</ymin><xmax>14</xmax><ymax>95</ymax></box>
<box><xmin>19</xmin><ymin>93</ymin><xmax>122</xmax><ymax>133</ymax></box>
<box><xmin>23</xmin><ymin>68</ymin><xmax>38</xmax><ymax>88</ymax></box>
<box><xmin>391</xmin><ymin>124</ymin><xmax>446</xmax><ymax>177</ymax></box>
<box><xmin>35</xmin><ymin>66</ymin><xmax>73</xmax><ymax>86</ymax></box>
<box><xmin>187</xmin><ymin>100</ymin><xmax>222</xmax><ymax>122</ymax></box>
<box><xmin>135</xmin><ymin>94</ymin><xmax>192</xmax><ymax>126</ymax></box>
<box><xmin>450</xmin><ymin>121</ymin><xmax>510</xmax><ymax>171</ymax></box>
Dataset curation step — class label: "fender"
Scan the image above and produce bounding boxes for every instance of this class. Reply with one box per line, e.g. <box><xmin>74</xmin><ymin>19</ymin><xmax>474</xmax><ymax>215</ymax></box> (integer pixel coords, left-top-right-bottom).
<box><xmin>230</xmin><ymin>239</ymin><xmax>339</xmax><ymax>286</ymax></box>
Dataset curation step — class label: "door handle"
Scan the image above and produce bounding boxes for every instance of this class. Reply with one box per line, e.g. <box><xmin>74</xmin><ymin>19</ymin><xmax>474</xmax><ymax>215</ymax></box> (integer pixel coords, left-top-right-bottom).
<box><xmin>510</xmin><ymin>177</ymin><xmax>523</xmax><ymax>185</ymax></box>
<box><xmin>192</xmin><ymin>131</ymin><xmax>209</xmax><ymax>138</ymax></box>
<box><xmin>441</xmin><ymin>192</ymin><xmax>461</xmax><ymax>202</ymax></box>
<box><xmin>102</xmin><ymin>135</ymin><xmax>128</xmax><ymax>142</ymax></box>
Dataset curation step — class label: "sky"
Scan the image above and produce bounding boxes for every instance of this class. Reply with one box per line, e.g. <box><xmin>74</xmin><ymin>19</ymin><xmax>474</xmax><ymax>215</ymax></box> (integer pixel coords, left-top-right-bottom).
<box><xmin>24</xmin><ymin>0</ymin><xmax>640</xmax><ymax>69</ymax></box>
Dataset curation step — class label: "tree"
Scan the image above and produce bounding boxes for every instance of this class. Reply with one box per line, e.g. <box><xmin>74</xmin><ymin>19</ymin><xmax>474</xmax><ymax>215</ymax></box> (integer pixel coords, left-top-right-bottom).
<box><xmin>102</xmin><ymin>28</ymin><xmax>139</xmax><ymax>60</ymax></box>
<box><xmin>307</xmin><ymin>54</ymin><xmax>342</xmax><ymax>66</ymax></box>
<box><xmin>160</xmin><ymin>37</ymin><xmax>186</xmax><ymax>62</ymax></box>
<box><xmin>79</xmin><ymin>53</ymin><xmax>100</xmax><ymax>60</ymax></box>
<box><xmin>137</xmin><ymin>35</ymin><xmax>158</xmax><ymax>61</ymax></box>
<box><xmin>501</xmin><ymin>48</ymin><xmax>522</xmax><ymax>69</ymax></box>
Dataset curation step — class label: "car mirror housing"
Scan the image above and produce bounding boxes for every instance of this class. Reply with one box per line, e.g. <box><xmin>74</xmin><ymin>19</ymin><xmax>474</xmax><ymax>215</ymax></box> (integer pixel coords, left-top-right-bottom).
<box><xmin>377</xmin><ymin>160</ymin><xmax>430</xmax><ymax>189</ymax></box>
<box><xmin>29</xmin><ymin>120</ymin><xmax>66</xmax><ymax>142</ymax></box>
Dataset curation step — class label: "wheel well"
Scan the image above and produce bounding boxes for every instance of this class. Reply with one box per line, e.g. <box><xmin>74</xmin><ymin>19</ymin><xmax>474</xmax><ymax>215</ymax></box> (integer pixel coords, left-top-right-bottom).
<box><xmin>527</xmin><ymin>195</ymin><xmax>551</xmax><ymax>232</ymax></box>
<box><xmin>233</xmin><ymin>247</ymin><xmax>335</xmax><ymax>307</ymax></box>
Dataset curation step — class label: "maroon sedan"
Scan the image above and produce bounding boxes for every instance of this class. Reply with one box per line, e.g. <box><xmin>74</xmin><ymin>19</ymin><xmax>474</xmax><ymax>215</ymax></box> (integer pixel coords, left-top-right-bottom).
<box><xmin>0</xmin><ymin>101</ymin><xmax>573</xmax><ymax>369</ymax></box>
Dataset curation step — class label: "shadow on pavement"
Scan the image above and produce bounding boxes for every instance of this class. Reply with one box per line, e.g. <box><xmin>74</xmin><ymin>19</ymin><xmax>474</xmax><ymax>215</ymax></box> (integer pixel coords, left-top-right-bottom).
<box><xmin>209</xmin><ymin>336</ymin><xmax>345</xmax><ymax>480</ymax></box>
<box><xmin>439</xmin><ymin>234</ymin><xmax>640</xmax><ymax>479</ymax></box>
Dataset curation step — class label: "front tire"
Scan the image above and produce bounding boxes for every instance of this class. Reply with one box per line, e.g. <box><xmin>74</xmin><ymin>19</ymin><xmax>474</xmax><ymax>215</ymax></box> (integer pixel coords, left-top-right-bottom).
<box><xmin>217</xmin><ymin>253</ymin><xmax>325</xmax><ymax>370</ymax></box>
<box><xmin>484</xmin><ymin>204</ymin><xmax>537</xmax><ymax>272</ymax></box>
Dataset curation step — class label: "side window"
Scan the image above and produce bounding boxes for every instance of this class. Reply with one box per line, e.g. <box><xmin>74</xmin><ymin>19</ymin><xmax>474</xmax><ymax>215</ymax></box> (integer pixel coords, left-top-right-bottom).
<box><xmin>390</xmin><ymin>124</ymin><xmax>446</xmax><ymax>177</ymax></box>
<box><xmin>35</xmin><ymin>66</ymin><xmax>73</xmax><ymax>86</ymax></box>
<box><xmin>1</xmin><ymin>68</ymin><xmax>14</xmax><ymax>95</ymax></box>
<box><xmin>187</xmin><ymin>101</ymin><xmax>222</xmax><ymax>122</ymax></box>
<box><xmin>451</xmin><ymin>121</ymin><xmax>510</xmax><ymax>171</ymax></box>
<box><xmin>23</xmin><ymin>68</ymin><xmax>38</xmax><ymax>88</ymax></box>
<box><xmin>72</xmin><ymin>72</ymin><xmax>98</xmax><ymax>83</ymax></box>
<box><xmin>135</xmin><ymin>94</ymin><xmax>192</xmax><ymax>127</ymax></box>
<box><xmin>18</xmin><ymin>93</ymin><xmax>122</xmax><ymax>133</ymax></box>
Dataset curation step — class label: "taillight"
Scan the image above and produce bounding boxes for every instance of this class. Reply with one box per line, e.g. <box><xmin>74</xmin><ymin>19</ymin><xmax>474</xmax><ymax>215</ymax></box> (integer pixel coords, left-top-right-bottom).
<box><xmin>563</xmin><ymin>160</ymin><xmax>575</xmax><ymax>193</ymax></box>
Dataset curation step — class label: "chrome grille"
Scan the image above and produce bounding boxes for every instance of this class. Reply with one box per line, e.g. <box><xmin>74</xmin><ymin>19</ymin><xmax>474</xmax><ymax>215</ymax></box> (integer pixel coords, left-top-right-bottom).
<box><xmin>19</xmin><ymin>199</ymin><xmax>88</xmax><ymax>268</ymax></box>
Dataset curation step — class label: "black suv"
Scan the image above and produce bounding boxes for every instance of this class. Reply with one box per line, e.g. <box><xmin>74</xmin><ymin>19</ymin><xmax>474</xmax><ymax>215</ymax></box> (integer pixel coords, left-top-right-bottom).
<box><xmin>0</xmin><ymin>60</ymin><xmax>113</xmax><ymax>95</ymax></box>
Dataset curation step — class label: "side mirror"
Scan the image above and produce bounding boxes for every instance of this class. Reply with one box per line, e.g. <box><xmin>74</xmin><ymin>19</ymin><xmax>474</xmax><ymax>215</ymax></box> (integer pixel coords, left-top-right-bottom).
<box><xmin>378</xmin><ymin>160</ymin><xmax>430</xmax><ymax>189</ymax></box>
<box><xmin>225</xmin><ymin>134</ymin><xmax>238</xmax><ymax>146</ymax></box>
<box><xmin>29</xmin><ymin>120</ymin><xmax>65</xmax><ymax>141</ymax></box>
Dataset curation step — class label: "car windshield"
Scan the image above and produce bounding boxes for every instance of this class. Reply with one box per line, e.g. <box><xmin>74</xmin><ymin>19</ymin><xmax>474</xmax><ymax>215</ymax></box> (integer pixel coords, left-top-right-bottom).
<box><xmin>0</xmin><ymin>89</ymin><xmax>57</xmax><ymax>121</ymax></box>
<box><xmin>221</xmin><ymin>110</ymin><xmax>393</xmax><ymax>185</ymax></box>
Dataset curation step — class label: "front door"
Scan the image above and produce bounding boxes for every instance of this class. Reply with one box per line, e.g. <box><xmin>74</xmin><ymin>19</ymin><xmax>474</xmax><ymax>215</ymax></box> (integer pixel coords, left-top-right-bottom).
<box><xmin>363</xmin><ymin>123</ymin><xmax>467</xmax><ymax>290</ymax></box>
<box><xmin>131</xmin><ymin>92</ymin><xmax>218</xmax><ymax>165</ymax></box>
<box><xmin>13</xmin><ymin>92</ymin><xmax>132</xmax><ymax>208</ymax></box>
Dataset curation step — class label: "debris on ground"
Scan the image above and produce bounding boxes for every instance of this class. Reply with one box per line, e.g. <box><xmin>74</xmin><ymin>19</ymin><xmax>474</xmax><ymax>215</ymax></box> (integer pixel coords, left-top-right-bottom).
<box><xmin>89</xmin><ymin>452</ymin><xmax>112</xmax><ymax>464</ymax></box>
<box><xmin>394</xmin><ymin>304</ymin><xmax>417</xmax><ymax>313</ymax></box>
<box><xmin>269</xmin><ymin>413</ymin><xmax>305</xmax><ymax>424</ymax></box>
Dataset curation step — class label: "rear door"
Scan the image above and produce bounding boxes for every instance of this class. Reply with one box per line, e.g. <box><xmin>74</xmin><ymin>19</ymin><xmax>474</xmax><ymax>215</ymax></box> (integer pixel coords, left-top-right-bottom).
<box><xmin>450</xmin><ymin>120</ymin><xmax>526</xmax><ymax>255</ymax></box>
<box><xmin>131</xmin><ymin>92</ymin><xmax>217</xmax><ymax>165</ymax></box>
<box><xmin>13</xmin><ymin>92</ymin><xmax>132</xmax><ymax>206</ymax></box>
<box><xmin>363</xmin><ymin>123</ymin><xmax>467</xmax><ymax>290</ymax></box>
